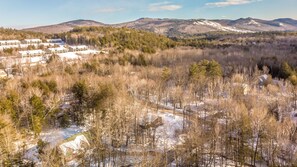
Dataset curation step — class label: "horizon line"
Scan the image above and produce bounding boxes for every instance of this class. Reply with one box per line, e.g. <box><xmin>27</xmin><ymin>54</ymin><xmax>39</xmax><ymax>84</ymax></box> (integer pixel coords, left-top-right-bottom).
<box><xmin>2</xmin><ymin>16</ymin><xmax>296</xmax><ymax>30</ymax></box>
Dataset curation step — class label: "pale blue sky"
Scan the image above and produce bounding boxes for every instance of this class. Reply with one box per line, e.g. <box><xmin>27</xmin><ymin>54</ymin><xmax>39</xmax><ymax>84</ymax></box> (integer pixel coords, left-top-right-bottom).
<box><xmin>0</xmin><ymin>0</ymin><xmax>296</xmax><ymax>28</ymax></box>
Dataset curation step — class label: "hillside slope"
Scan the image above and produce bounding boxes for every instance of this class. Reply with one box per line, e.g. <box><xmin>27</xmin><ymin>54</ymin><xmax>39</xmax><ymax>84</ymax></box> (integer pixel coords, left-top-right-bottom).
<box><xmin>24</xmin><ymin>20</ymin><xmax>105</xmax><ymax>34</ymax></box>
<box><xmin>23</xmin><ymin>18</ymin><xmax>297</xmax><ymax>36</ymax></box>
<box><xmin>58</xmin><ymin>26</ymin><xmax>176</xmax><ymax>53</ymax></box>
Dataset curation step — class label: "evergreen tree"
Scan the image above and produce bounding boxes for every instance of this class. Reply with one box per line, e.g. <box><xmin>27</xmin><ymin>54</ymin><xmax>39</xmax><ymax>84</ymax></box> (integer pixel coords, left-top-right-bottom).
<box><xmin>29</xmin><ymin>95</ymin><xmax>46</xmax><ymax>135</ymax></box>
<box><xmin>281</xmin><ymin>62</ymin><xmax>294</xmax><ymax>78</ymax></box>
<box><xmin>162</xmin><ymin>67</ymin><xmax>171</xmax><ymax>82</ymax></box>
<box><xmin>289</xmin><ymin>75</ymin><xmax>297</xmax><ymax>86</ymax></box>
<box><xmin>189</xmin><ymin>59</ymin><xmax>222</xmax><ymax>80</ymax></box>
<box><xmin>72</xmin><ymin>81</ymin><xmax>88</xmax><ymax>105</ymax></box>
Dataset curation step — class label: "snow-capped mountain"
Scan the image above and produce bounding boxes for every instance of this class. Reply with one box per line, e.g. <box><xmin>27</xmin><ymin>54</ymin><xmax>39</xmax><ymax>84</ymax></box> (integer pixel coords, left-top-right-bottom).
<box><xmin>23</xmin><ymin>17</ymin><xmax>297</xmax><ymax>37</ymax></box>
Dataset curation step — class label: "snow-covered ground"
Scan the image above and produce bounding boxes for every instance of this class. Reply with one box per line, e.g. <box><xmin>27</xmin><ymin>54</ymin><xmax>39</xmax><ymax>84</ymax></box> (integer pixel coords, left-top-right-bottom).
<box><xmin>147</xmin><ymin>94</ymin><xmax>220</xmax><ymax>119</ymax></box>
<box><xmin>156</xmin><ymin>112</ymin><xmax>184</xmax><ymax>148</ymax></box>
<box><xmin>193</xmin><ymin>20</ymin><xmax>254</xmax><ymax>33</ymax></box>
<box><xmin>40</xmin><ymin>125</ymin><xmax>87</xmax><ymax>146</ymax></box>
<box><xmin>170</xmin><ymin>154</ymin><xmax>238</xmax><ymax>167</ymax></box>
<box><xmin>23</xmin><ymin>125</ymin><xmax>87</xmax><ymax>164</ymax></box>
<box><xmin>141</xmin><ymin>110</ymin><xmax>184</xmax><ymax>149</ymax></box>
<box><xmin>60</xmin><ymin>135</ymin><xmax>90</xmax><ymax>156</ymax></box>
<box><xmin>247</xmin><ymin>19</ymin><xmax>261</xmax><ymax>26</ymax></box>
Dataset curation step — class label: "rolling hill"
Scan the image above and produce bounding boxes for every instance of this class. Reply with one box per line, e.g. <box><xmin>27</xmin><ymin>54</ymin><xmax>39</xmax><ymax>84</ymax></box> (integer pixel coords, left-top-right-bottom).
<box><xmin>23</xmin><ymin>18</ymin><xmax>297</xmax><ymax>37</ymax></box>
<box><xmin>24</xmin><ymin>20</ymin><xmax>105</xmax><ymax>34</ymax></box>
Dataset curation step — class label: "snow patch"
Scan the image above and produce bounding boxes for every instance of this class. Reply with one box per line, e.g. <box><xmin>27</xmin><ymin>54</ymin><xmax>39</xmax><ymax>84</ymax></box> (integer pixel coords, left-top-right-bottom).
<box><xmin>279</xmin><ymin>23</ymin><xmax>284</xmax><ymax>27</ymax></box>
<box><xmin>142</xmin><ymin>112</ymin><xmax>184</xmax><ymax>148</ymax></box>
<box><xmin>193</xmin><ymin>20</ymin><xmax>254</xmax><ymax>33</ymax></box>
<box><xmin>23</xmin><ymin>125</ymin><xmax>87</xmax><ymax>163</ymax></box>
<box><xmin>41</xmin><ymin>125</ymin><xmax>87</xmax><ymax>145</ymax></box>
<box><xmin>59</xmin><ymin>135</ymin><xmax>90</xmax><ymax>156</ymax></box>
<box><xmin>247</xmin><ymin>20</ymin><xmax>261</xmax><ymax>26</ymax></box>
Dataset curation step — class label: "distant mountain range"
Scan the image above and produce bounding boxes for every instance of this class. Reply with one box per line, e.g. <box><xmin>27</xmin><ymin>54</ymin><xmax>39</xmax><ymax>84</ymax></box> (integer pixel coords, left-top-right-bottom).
<box><xmin>24</xmin><ymin>20</ymin><xmax>105</xmax><ymax>34</ymax></box>
<box><xmin>23</xmin><ymin>18</ymin><xmax>297</xmax><ymax>37</ymax></box>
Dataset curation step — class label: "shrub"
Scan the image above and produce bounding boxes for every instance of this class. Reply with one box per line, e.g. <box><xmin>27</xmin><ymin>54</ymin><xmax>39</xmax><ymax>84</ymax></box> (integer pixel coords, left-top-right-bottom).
<box><xmin>31</xmin><ymin>80</ymin><xmax>58</xmax><ymax>95</ymax></box>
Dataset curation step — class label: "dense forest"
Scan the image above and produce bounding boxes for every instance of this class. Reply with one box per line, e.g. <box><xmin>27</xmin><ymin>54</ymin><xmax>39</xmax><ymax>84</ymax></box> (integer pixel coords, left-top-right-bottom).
<box><xmin>0</xmin><ymin>28</ymin><xmax>47</xmax><ymax>40</ymax></box>
<box><xmin>1</xmin><ymin>27</ymin><xmax>297</xmax><ymax>166</ymax></box>
<box><xmin>59</xmin><ymin>27</ymin><xmax>177</xmax><ymax>53</ymax></box>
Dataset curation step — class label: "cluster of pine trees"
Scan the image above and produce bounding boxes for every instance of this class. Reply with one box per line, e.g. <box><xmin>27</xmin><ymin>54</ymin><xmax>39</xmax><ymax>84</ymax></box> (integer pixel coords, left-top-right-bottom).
<box><xmin>59</xmin><ymin>27</ymin><xmax>177</xmax><ymax>53</ymax></box>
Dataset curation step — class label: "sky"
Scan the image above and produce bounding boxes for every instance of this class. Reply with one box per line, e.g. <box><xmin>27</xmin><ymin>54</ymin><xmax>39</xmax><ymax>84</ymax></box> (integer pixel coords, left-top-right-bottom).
<box><xmin>0</xmin><ymin>0</ymin><xmax>296</xmax><ymax>28</ymax></box>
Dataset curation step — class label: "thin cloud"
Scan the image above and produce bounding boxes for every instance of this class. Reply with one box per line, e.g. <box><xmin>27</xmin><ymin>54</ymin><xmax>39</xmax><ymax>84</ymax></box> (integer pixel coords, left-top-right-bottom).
<box><xmin>149</xmin><ymin>1</ymin><xmax>182</xmax><ymax>11</ymax></box>
<box><xmin>95</xmin><ymin>7</ymin><xmax>124</xmax><ymax>13</ymax></box>
<box><xmin>206</xmin><ymin>0</ymin><xmax>261</xmax><ymax>7</ymax></box>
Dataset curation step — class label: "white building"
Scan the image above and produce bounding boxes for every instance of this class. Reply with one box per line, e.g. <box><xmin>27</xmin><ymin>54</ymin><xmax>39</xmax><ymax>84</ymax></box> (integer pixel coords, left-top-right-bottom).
<box><xmin>0</xmin><ymin>40</ymin><xmax>21</xmax><ymax>51</ymax></box>
<box><xmin>76</xmin><ymin>50</ymin><xmax>100</xmax><ymax>55</ymax></box>
<box><xmin>69</xmin><ymin>45</ymin><xmax>88</xmax><ymax>52</ymax></box>
<box><xmin>0</xmin><ymin>45</ymin><xmax>19</xmax><ymax>51</ymax></box>
<box><xmin>46</xmin><ymin>46</ymin><xmax>68</xmax><ymax>54</ymax></box>
<box><xmin>39</xmin><ymin>43</ymin><xmax>56</xmax><ymax>47</ymax></box>
<box><xmin>19</xmin><ymin>44</ymin><xmax>40</xmax><ymax>49</ymax></box>
<box><xmin>57</xmin><ymin>52</ymin><xmax>81</xmax><ymax>61</ymax></box>
<box><xmin>17</xmin><ymin>56</ymin><xmax>45</xmax><ymax>65</ymax></box>
<box><xmin>46</xmin><ymin>39</ymin><xmax>63</xmax><ymax>44</ymax></box>
<box><xmin>19</xmin><ymin>50</ymin><xmax>45</xmax><ymax>57</ymax></box>
<box><xmin>0</xmin><ymin>40</ymin><xmax>21</xmax><ymax>46</ymax></box>
<box><xmin>23</xmin><ymin>39</ymin><xmax>42</xmax><ymax>45</ymax></box>
<box><xmin>19</xmin><ymin>44</ymin><xmax>30</xmax><ymax>49</ymax></box>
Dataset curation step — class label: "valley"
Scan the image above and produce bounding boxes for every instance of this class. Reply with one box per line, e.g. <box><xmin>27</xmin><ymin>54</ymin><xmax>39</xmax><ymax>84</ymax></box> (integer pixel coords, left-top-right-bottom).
<box><xmin>0</xmin><ymin>10</ymin><xmax>297</xmax><ymax>166</ymax></box>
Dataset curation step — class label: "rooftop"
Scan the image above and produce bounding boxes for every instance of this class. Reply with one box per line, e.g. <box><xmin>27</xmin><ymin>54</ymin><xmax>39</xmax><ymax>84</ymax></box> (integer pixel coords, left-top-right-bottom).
<box><xmin>19</xmin><ymin>50</ymin><xmax>45</xmax><ymax>56</ymax></box>
<box><xmin>57</xmin><ymin>52</ymin><xmax>81</xmax><ymax>60</ymax></box>
<box><xmin>24</xmin><ymin>39</ymin><xmax>42</xmax><ymax>42</ymax></box>
<box><xmin>46</xmin><ymin>39</ymin><xmax>63</xmax><ymax>42</ymax></box>
<box><xmin>48</xmin><ymin>46</ymin><xmax>68</xmax><ymax>51</ymax></box>
<box><xmin>69</xmin><ymin>45</ymin><xmax>88</xmax><ymax>49</ymax></box>
<box><xmin>0</xmin><ymin>40</ymin><xmax>21</xmax><ymax>43</ymax></box>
